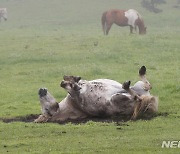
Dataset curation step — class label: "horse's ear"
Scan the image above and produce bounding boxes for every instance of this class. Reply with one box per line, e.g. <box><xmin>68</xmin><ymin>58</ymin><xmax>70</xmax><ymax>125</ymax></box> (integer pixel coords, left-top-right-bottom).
<box><xmin>74</xmin><ymin>76</ymin><xmax>81</xmax><ymax>83</ymax></box>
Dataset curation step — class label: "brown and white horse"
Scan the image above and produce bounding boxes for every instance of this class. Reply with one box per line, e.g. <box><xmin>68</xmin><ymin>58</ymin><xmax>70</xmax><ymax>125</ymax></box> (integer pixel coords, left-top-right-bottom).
<box><xmin>101</xmin><ymin>9</ymin><xmax>146</xmax><ymax>35</ymax></box>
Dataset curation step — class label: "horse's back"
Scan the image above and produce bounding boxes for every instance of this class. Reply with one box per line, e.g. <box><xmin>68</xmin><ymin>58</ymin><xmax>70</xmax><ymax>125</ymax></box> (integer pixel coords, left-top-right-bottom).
<box><xmin>105</xmin><ymin>9</ymin><xmax>128</xmax><ymax>26</ymax></box>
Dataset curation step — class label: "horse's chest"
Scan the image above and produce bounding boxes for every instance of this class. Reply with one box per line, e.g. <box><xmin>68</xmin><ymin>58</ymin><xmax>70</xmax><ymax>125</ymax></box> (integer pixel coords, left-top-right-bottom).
<box><xmin>124</xmin><ymin>10</ymin><xmax>138</xmax><ymax>27</ymax></box>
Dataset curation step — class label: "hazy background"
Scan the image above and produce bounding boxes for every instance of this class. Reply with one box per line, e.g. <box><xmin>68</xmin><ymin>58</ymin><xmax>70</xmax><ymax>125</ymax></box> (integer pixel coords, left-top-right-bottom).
<box><xmin>0</xmin><ymin>1</ymin><xmax>179</xmax><ymax>153</ymax></box>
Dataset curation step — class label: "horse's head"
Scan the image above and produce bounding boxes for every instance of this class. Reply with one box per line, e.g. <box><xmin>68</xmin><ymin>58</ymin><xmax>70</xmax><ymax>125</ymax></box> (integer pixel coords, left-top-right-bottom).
<box><xmin>139</xmin><ymin>26</ymin><xmax>147</xmax><ymax>34</ymax></box>
<box><xmin>131</xmin><ymin>95</ymin><xmax>158</xmax><ymax>120</ymax></box>
<box><xmin>136</xmin><ymin>17</ymin><xmax>146</xmax><ymax>35</ymax></box>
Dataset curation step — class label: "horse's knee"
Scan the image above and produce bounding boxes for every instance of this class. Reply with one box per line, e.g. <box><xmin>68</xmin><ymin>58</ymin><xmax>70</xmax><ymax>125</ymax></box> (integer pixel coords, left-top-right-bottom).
<box><xmin>111</xmin><ymin>93</ymin><xmax>130</xmax><ymax>104</ymax></box>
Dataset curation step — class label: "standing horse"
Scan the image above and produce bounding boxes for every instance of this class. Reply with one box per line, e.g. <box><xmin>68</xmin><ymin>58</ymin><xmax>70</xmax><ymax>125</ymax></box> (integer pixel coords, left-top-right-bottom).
<box><xmin>101</xmin><ymin>9</ymin><xmax>146</xmax><ymax>35</ymax></box>
<box><xmin>0</xmin><ymin>8</ymin><xmax>7</xmax><ymax>22</ymax></box>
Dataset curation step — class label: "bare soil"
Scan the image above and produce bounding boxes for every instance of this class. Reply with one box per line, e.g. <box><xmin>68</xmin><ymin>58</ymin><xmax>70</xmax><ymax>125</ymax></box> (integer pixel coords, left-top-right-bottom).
<box><xmin>0</xmin><ymin>112</ymin><xmax>168</xmax><ymax>124</ymax></box>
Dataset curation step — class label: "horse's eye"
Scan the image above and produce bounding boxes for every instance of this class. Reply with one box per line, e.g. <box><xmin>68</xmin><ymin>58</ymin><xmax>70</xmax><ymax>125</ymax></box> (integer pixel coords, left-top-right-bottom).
<box><xmin>70</xmin><ymin>83</ymin><xmax>73</xmax><ymax>88</ymax></box>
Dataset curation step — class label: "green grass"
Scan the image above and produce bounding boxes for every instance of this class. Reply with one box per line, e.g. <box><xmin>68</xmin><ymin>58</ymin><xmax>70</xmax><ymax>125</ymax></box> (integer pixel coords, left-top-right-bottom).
<box><xmin>0</xmin><ymin>0</ymin><xmax>180</xmax><ymax>153</ymax></box>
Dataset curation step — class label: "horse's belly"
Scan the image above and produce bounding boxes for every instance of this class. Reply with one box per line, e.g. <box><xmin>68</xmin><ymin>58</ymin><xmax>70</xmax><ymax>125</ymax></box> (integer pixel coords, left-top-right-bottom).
<box><xmin>80</xmin><ymin>91</ymin><xmax>134</xmax><ymax>116</ymax></box>
<box><xmin>114</xmin><ymin>21</ymin><xmax>128</xmax><ymax>27</ymax></box>
<box><xmin>80</xmin><ymin>79</ymin><xmax>124</xmax><ymax>98</ymax></box>
<box><xmin>114</xmin><ymin>14</ymin><xmax>128</xmax><ymax>27</ymax></box>
<box><xmin>78</xmin><ymin>79</ymin><xmax>126</xmax><ymax>116</ymax></box>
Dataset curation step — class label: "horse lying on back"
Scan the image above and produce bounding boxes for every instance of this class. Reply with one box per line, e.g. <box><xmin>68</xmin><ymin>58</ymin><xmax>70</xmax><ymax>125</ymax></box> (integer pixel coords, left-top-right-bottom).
<box><xmin>0</xmin><ymin>8</ymin><xmax>7</xmax><ymax>22</ymax></box>
<box><xmin>102</xmin><ymin>9</ymin><xmax>146</xmax><ymax>35</ymax></box>
<box><xmin>34</xmin><ymin>66</ymin><xmax>158</xmax><ymax>123</ymax></box>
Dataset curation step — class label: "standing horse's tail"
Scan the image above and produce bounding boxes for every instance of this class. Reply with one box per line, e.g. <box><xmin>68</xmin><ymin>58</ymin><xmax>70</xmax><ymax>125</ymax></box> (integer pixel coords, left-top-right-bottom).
<box><xmin>101</xmin><ymin>11</ymin><xmax>107</xmax><ymax>35</ymax></box>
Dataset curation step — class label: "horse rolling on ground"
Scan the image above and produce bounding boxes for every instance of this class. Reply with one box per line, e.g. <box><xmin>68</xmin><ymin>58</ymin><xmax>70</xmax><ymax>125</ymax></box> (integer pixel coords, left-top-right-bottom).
<box><xmin>101</xmin><ymin>9</ymin><xmax>146</xmax><ymax>35</ymax></box>
<box><xmin>34</xmin><ymin>66</ymin><xmax>158</xmax><ymax>123</ymax></box>
<box><xmin>0</xmin><ymin>8</ymin><xmax>7</xmax><ymax>22</ymax></box>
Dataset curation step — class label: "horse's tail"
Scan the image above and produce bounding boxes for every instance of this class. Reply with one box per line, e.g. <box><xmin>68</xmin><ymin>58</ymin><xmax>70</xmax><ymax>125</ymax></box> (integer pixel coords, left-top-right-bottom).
<box><xmin>101</xmin><ymin>11</ymin><xmax>107</xmax><ymax>35</ymax></box>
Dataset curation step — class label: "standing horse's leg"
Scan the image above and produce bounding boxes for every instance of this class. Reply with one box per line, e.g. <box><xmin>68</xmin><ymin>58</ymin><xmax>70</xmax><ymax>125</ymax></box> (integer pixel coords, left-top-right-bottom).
<box><xmin>130</xmin><ymin>26</ymin><xmax>134</xmax><ymax>34</ymax></box>
<box><xmin>106</xmin><ymin>23</ymin><xmax>112</xmax><ymax>35</ymax></box>
<box><xmin>130</xmin><ymin>26</ymin><xmax>133</xmax><ymax>34</ymax></box>
<box><xmin>102</xmin><ymin>20</ymin><xmax>106</xmax><ymax>35</ymax></box>
<box><xmin>134</xmin><ymin>25</ymin><xmax>137</xmax><ymax>32</ymax></box>
<box><xmin>103</xmin><ymin>24</ymin><xmax>106</xmax><ymax>35</ymax></box>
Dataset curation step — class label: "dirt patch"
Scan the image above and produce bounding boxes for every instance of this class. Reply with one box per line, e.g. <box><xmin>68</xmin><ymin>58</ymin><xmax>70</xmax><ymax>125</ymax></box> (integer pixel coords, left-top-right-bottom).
<box><xmin>0</xmin><ymin>114</ymin><xmax>39</xmax><ymax>123</ymax></box>
<box><xmin>0</xmin><ymin>114</ymin><xmax>131</xmax><ymax>124</ymax></box>
<box><xmin>0</xmin><ymin>112</ymin><xmax>169</xmax><ymax>124</ymax></box>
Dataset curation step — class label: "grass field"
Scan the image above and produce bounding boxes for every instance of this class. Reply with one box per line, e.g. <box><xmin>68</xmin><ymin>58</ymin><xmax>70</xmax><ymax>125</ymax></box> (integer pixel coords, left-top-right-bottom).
<box><xmin>0</xmin><ymin>0</ymin><xmax>180</xmax><ymax>153</ymax></box>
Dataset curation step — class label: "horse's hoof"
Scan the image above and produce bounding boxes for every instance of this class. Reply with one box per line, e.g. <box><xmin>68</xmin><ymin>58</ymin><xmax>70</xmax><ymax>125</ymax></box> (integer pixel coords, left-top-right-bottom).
<box><xmin>38</xmin><ymin>88</ymin><xmax>47</xmax><ymax>97</ymax></box>
<box><xmin>139</xmin><ymin>66</ymin><xmax>146</xmax><ymax>76</ymax></box>
<box><xmin>122</xmin><ymin>81</ymin><xmax>131</xmax><ymax>90</ymax></box>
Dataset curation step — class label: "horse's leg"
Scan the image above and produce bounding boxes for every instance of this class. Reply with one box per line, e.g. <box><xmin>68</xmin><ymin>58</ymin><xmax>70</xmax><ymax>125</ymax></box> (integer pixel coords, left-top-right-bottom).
<box><xmin>106</xmin><ymin>23</ymin><xmax>112</xmax><ymax>35</ymax></box>
<box><xmin>111</xmin><ymin>93</ymin><xmax>130</xmax><ymax>104</ymax></box>
<box><xmin>122</xmin><ymin>81</ymin><xmax>144</xmax><ymax>120</ymax></box>
<box><xmin>110</xmin><ymin>93</ymin><xmax>135</xmax><ymax>117</ymax></box>
<box><xmin>103</xmin><ymin>24</ymin><xmax>106</xmax><ymax>35</ymax></box>
<box><xmin>122</xmin><ymin>81</ymin><xmax>142</xmax><ymax>101</ymax></box>
<box><xmin>34</xmin><ymin>88</ymin><xmax>59</xmax><ymax>123</ymax></box>
<box><xmin>139</xmin><ymin>66</ymin><xmax>152</xmax><ymax>91</ymax></box>
<box><xmin>134</xmin><ymin>25</ymin><xmax>137</xmax><ymax>32</ymax></box>
<box><xmin>130</xmin><ymin>26</ymin><xmax>135</xmax><ymax>34</ymax></box>
<box><xmin>130</xmin><ymin>26</ymin><xmax>133</xmax><ymax>34</ymax></box>
<box><xmin>101</xmin><ymin>20</ymin><xmax>106</xmax><ymax>35</ymax></box>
